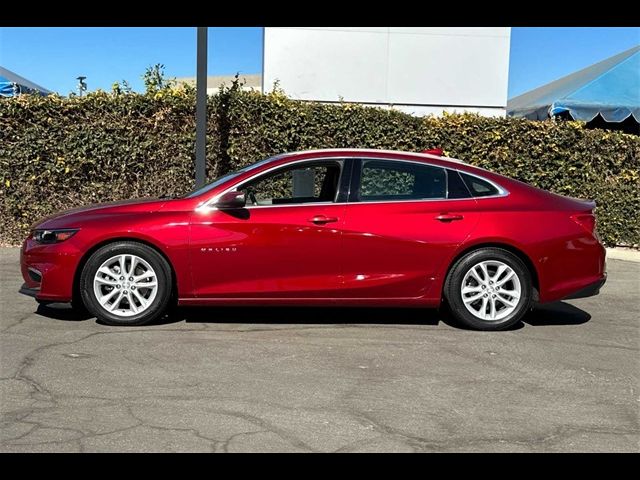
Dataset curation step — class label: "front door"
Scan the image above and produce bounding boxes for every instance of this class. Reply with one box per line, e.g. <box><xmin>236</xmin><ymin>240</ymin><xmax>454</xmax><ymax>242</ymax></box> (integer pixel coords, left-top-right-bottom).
<box><xmin>340</xmin><ymin>158</ymin><xmax>481</xmax><ymax>299</ymax></box>
<box><xmin>189</xmin><ymin>159</ymin><xmax>349</xmax><ymax>298</ymax></box>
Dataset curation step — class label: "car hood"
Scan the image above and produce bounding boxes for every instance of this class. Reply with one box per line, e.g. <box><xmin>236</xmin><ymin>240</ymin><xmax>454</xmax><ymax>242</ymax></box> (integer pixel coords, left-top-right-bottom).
<box><xmin>32</xmin><ymin>198</ymin><xmax>167</xmax><ymax>229</ymax></box>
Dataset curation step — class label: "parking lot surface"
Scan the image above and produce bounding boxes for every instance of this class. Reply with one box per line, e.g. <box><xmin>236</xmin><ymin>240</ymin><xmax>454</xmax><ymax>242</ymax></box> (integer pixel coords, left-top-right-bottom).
<box><xmin>1</xmin><ymin>247</ymin><xmax>638</xmax><ymax>452</ymax></box>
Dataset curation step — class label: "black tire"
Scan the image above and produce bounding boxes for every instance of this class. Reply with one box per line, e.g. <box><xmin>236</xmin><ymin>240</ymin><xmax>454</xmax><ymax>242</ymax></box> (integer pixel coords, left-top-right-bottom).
<box><xmin>444</xmin><ymin>248</ymin><xmax>532</xmax><ymax>331</ymax></box>
<box><xmin>79</xmin><ymin>241</ymin><xmax>173</xmax><ymax>326</ymax></box>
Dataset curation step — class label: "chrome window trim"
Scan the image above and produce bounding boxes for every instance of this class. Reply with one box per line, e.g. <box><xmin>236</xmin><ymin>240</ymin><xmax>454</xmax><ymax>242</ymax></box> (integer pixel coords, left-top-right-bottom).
<box><xmin>196</xmin><ymin>156</ymin><xmax>509</xmax><ymax>212</ymax></box>
<box><xmin>196</xmin><ymin>157</ymin><xmax>348</xmax><ymax>211</ymax></box>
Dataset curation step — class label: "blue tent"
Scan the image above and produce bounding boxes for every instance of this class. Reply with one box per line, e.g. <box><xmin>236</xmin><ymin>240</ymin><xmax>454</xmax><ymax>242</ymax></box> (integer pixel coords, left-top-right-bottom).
<box><xmin>507</xmin><ymin>45</ymin><xmax>640</xmax><ymax>124</ymax></box>
<box><xmin>0</xmin><ymin>66</ymin><xmax>52</xmax><ymax>97</ymax></box>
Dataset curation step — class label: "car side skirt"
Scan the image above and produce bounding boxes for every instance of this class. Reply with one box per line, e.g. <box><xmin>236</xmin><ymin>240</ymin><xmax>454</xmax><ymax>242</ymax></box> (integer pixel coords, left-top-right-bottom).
<box><xmin>178</xmin><ymin>297</ymin><xmax>440</xmax><ymax>308</ymax></box>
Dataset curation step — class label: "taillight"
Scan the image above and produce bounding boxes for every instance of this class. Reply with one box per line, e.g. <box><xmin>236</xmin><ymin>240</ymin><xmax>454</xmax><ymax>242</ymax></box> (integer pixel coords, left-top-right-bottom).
<box><xmin>571</xmin><ymin>214</ymin><xmax>598</xmax><ymax>238</ymax></box>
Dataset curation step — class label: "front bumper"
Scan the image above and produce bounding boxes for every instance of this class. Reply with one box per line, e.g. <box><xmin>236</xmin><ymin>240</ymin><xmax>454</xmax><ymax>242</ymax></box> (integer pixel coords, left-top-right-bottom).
<box><xmin>20</xmin><ymin>238</ymin><xmax>82</xmax><ymax>302</ymax></box>
<box><xmin>18</xmin><ymin>282</ymin><xmax>59</xmax><ymax>305</ymax></box>
<box><xmin>563</xmin><ymin>274</ymin><xmax>607</xmax><ymax>300</ymax></box>
<box><xmin>19</xmin><ymin>283</ymin><xmax>40</xmax><ymax>298</ymax></box>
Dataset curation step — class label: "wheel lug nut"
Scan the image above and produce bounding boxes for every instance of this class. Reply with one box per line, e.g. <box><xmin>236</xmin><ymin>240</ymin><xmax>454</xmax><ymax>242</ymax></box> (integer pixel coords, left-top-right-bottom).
<box><xmin>120</xmin><ymin>276</ymin><xmax>124</xmax><ymax>280</ymax></box>
<box><xmin>483</xmin><ymin>293</ymin><xmax>488</xmax><ymax>297</ymax></box>
<box><xmin>131</xmin><ymin>286</ymin><xmax>136</xmax><ymax>290</ymax></box>
<box><xmin>116</xmin><ymin>285</ymin><xmax>121</xmax><ymax>289</ymax></box>
<box><xmin>481</xmin><ymin>285</ymin><xmax>486</xmax><ymax>289</ymax></box>
<box><xmin>129</xmin><ymin>277</ymin><xmax>133</xmax><ymax>281</ymax></box>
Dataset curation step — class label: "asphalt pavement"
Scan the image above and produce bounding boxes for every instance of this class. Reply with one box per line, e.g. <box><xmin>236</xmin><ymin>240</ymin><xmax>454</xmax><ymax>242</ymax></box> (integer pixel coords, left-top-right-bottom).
<box><xmin>1</xmin><ymin>247</ymin><xmax>638</xmax><ymax>452</ymax></box>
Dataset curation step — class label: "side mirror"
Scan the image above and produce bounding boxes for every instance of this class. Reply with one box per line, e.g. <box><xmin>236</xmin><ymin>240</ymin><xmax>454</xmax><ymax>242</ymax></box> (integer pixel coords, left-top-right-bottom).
<box><xmin>216</xmin><ymin>190</ymin><xmax>246</xmax><ymax>209</ymax></box>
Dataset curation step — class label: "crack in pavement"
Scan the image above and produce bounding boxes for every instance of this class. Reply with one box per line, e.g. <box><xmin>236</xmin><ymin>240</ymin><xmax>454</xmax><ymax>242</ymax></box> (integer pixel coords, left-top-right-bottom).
<box><xmin>339</xmin><ymin>410</ymin><xmax>640</xmax><ymax>452</ymax></box>
<box><xmin>219</xmin><ymin>430</ymin><xmax>270</xmax><ymax>453</ymax></box>
<box><xmin>0</xmin><ymin>310</ymin><xmax>35</xmax><ymax>333</ymax></box>
<box><xmin>2</xmin><ymin>250</ymin><xmax>638</xmax><ymax>452</ymax></box>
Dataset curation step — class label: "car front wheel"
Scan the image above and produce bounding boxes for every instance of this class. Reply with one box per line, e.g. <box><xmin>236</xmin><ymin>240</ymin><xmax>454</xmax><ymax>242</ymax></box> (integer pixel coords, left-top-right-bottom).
<box><xmin>79</xmin><ymin>241</ymin><xmax>172</xmax><ymax>326</ymax></box>
<box><xmin>444</xmin><ymin>248</ymin><xmax>532</xmax><ymax>331</ymax></box>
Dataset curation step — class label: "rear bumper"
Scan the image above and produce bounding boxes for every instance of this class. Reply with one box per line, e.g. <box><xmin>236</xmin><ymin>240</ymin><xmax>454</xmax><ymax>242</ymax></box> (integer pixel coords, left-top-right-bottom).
<box><xmin>563</xmin><ymin>274</ymin><xmax>607</xmax><ymax>300</ymax></box>
<box><xmin>537</xmin><ymin>235</ymin><xmax>607</xmax><ymax>303</ymax></box>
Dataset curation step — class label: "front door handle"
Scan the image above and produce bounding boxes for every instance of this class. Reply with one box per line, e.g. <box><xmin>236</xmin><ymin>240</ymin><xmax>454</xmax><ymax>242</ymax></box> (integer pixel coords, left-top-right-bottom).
<box><xmin>435</xmin><ymin>213</ymin><xmax>464</xmax><ymax>222</ymax></box>
<box><xmin>309</xmin><ymin>215</ymin><xmax>338</xmax><ymax>225</ymax></box>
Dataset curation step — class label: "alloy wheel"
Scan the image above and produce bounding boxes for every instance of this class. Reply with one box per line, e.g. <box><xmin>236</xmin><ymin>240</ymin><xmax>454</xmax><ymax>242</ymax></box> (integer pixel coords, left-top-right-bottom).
<box><xmin>93</xmin><ymin>254</ymin><xmax>158</xmax><ymax>317</ymax></box>
<box><xmin>460</xmin><ymin>260</ymin><xmax>522</xmax><ymax>321</ymax></box>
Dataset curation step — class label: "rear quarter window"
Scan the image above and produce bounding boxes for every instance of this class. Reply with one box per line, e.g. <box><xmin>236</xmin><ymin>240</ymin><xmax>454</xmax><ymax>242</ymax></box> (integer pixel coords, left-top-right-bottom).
<box><xmin>460</xmin><ymin>172</ymin><xmax>500</xmax><ymax>197</ymax></box>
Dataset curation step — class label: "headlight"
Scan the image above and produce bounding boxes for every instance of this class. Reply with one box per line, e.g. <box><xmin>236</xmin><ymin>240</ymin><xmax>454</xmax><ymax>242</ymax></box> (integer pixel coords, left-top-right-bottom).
<box><xmin>32</xmin><ymin>228</ymin><xmax>79</xmax><ymax>244</ymax></box>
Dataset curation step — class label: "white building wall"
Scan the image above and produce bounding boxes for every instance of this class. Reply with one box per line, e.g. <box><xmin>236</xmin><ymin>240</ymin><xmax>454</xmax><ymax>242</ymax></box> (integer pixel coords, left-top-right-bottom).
<box><xmin>263</xmin><ymin>27</ymin><xmax>511</xmax><ymax>117</ymax></box>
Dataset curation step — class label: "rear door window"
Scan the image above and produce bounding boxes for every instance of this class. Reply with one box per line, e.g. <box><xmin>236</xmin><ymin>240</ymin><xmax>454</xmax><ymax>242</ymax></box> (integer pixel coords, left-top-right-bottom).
<box><xmin>357</xmin><ymin>160</ymin><xmax>446</xmax><ymax>201</ymax></box>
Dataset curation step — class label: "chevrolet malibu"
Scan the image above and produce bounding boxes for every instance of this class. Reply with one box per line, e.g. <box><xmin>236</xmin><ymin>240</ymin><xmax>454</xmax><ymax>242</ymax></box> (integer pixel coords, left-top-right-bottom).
<box><xmin>20</xmin><ymin>149</ymin><xmax>606</xmax><ymax>330</ymax></box>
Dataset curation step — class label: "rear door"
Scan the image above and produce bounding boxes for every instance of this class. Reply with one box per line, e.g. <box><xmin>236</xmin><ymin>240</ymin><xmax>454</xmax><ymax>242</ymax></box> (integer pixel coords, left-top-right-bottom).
<box><xmin>340</xmin><ymin>158</ymin><xmax>481</xmax><ymax>299</ymax></box>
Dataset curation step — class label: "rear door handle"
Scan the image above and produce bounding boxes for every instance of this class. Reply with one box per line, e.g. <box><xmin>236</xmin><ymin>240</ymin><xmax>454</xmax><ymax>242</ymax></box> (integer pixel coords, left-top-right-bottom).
<box><xmin>435</xmin><ymin>213</ymin><xmax>464</xmax><ymax>222</ymax></box>
<box><xmin>309</xmin><ymin>215</ymin><xmax>338</xmax><ymax>225</ymax></box>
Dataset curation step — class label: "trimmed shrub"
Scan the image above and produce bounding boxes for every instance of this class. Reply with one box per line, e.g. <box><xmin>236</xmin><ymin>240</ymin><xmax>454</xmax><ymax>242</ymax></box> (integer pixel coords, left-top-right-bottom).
<box><xmin>225</xmin><ymin>90</ymin><xmax>640</xmax><ymax>247</ymax></box>
<box><xmin>1</xmin><ymin>90</ymin><xmax>225</xmax><ymax>244</ymax></box>
<box><xmin>1</xmin><ymin>87</ymin><xmax>638</xmax><ymax>246</ymax></box>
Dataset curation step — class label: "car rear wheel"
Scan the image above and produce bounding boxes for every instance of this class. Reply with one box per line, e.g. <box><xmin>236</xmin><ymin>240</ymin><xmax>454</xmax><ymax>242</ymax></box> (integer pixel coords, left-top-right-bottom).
<box><xmin>79</xmin><ymin>241</ymin><xmax>172</xmax><ymax>326</ymax></box>
<box><xmin>444</xmin><ymin>248</ymin><xmax>532</xmax><ymax>331</ymax></box>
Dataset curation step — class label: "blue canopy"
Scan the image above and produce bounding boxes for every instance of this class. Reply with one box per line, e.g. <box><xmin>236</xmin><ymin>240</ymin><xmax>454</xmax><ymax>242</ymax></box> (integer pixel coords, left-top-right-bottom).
<box><xmin>0</xmin><ymin>66</ymin><xmax>52</xmax><ymax>97</ymax></box>
<box><xmin>508</xmin><ymin>46</ymin><xmax>640</xmax><ymax>123</ymax></box>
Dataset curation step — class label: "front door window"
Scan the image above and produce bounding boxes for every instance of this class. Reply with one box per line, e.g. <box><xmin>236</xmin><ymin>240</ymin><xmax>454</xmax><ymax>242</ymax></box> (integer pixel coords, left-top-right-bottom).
<box><xmin>239</xmin><ymin>162</ymin><xmax>342</xmax><ymax>206</ymax></box>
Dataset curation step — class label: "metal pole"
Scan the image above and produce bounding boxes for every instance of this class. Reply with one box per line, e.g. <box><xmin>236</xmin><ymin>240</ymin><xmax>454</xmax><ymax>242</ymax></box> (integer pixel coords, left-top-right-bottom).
<box><xmin>77</xmin><ymin>76</ymin><xmax>87</xmax><ymax>97</ymax></box>
<box><xmin>195</xmin><ymin>27</ymin><xmax>208</xmax><ymax>189</ymax></box>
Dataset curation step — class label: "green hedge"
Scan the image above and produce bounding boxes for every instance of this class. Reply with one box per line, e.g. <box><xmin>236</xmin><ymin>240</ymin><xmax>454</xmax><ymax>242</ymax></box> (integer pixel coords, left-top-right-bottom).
<box><xmin>223</xmin><ymin>89</ymin><xmax>640</xmax><ymax>247</ymax></box>
<box><xmin>1</xmin><ymin>87</ymin><xmax>638</xmax><ymax>246</ymax></box>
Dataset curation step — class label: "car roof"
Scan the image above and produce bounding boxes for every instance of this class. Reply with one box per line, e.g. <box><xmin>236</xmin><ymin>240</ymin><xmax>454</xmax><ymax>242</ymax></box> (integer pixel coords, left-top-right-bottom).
<box><xmin>280</xmin><ymin>148</ymin><xmax>467</xmax><ymax>164</ymax></box>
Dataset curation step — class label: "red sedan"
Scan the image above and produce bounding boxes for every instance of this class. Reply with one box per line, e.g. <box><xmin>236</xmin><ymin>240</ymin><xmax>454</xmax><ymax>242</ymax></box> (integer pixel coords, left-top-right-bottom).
<box><xmin>19</xmin><ymin>149</ymin><xmax>606</xmax><ymax>330</ymax></box>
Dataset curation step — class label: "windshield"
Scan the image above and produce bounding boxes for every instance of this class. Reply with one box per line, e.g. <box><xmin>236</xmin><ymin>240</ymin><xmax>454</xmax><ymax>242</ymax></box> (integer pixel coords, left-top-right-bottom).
<box><xmin>183</xmin><ymin>156</ymin><xmax>280</xmax><ymax>199</ymax></box>
<box><xmin>184</xmin><ymin>171</ymin><xmax>242</xmax><ymax>198</ymax></box>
